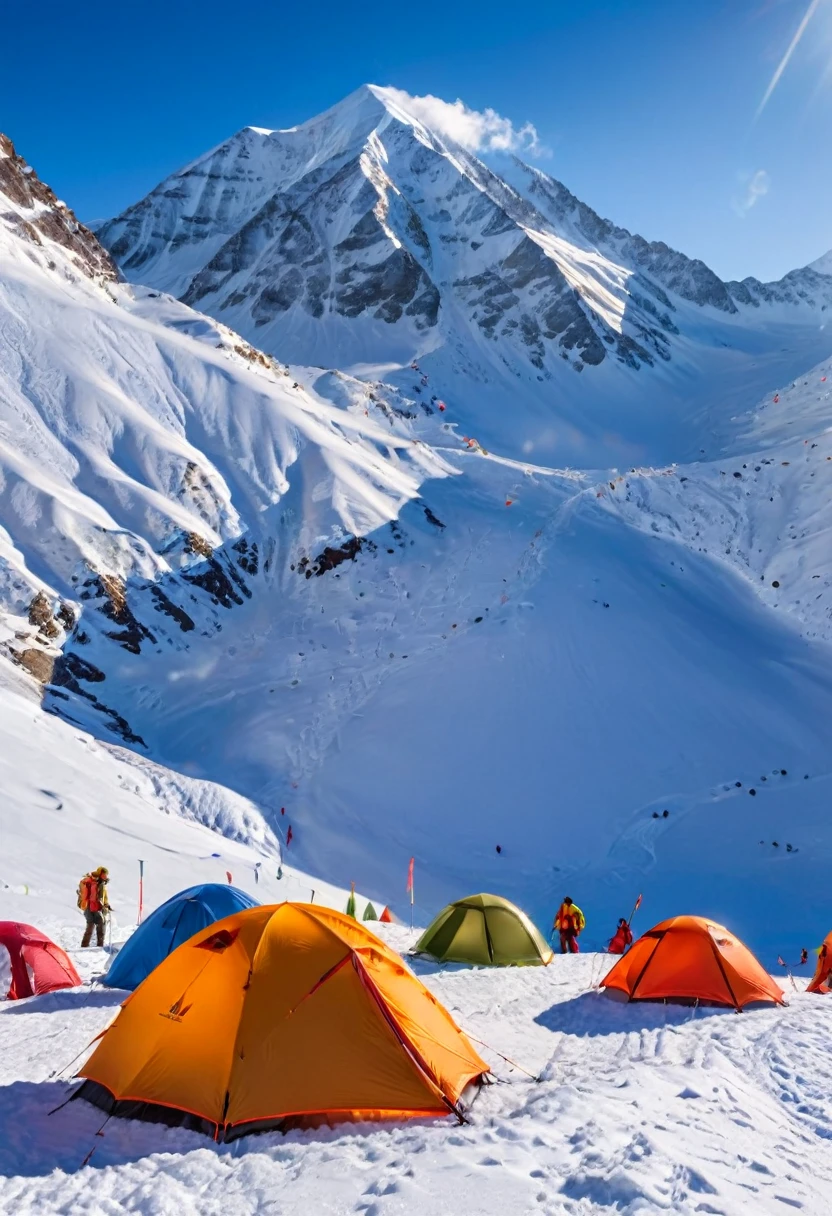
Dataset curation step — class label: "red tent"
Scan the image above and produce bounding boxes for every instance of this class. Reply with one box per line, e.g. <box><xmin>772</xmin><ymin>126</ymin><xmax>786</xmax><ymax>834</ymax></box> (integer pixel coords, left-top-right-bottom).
<box><xmin>0</xmin><ymin>922</ymin><xmax>81</xmax><ymax>1001</ymax></box>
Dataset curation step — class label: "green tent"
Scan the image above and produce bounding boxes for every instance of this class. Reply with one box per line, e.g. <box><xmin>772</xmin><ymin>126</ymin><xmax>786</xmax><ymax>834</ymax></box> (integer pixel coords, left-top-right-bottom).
<box><xmin>413</xmin><ymin>893</ymin><xmax>553</xmax><ymax>966</ymax></box>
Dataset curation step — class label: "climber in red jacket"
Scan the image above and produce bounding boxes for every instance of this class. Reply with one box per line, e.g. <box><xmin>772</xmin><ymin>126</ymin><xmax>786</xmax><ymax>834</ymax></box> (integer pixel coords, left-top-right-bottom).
<box><xmin>607</xmin><ymin>917</ymin><xmax>633</xmax><ymax>955</ymax></box>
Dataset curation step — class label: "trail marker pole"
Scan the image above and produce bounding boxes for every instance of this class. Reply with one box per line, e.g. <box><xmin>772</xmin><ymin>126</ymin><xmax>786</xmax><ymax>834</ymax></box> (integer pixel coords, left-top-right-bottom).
<box><xmin>137</xmin><ymin>860</ymin><xmax>145</xmax><ymax>925</ymax></box>
<box><xmin>627</xmin><ymin>893</ymin><xmax>643</xmax><ymax>928</ymax></box>
<box><xmin>777</xmin><ymin>956</ymin><xmax>798</xmax><ymax>992</ymax></box>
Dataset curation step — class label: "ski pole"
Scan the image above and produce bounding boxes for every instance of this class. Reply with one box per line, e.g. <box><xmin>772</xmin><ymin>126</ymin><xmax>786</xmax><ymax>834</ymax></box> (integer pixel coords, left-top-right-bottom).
<box><xmin>627</xmin><ymin>893</ymin><xmax>643</xmax><ymax>928</ymax></box>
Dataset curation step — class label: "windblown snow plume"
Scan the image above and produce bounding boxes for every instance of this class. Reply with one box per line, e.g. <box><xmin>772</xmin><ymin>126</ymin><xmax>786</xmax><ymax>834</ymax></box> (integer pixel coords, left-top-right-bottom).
<box><xmin>373</xmin><ymin>85</ymin><xmax>544</xmax><ymax>155</ymax></box>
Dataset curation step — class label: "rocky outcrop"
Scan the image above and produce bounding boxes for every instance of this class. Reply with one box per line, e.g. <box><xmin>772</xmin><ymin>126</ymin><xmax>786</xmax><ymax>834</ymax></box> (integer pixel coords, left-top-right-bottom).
<box><xmin>28</xmin><ymin>591</ymin><xmax>59</xmax><ymax>640</ymax></box>
<box><xmin>0</xmin><ymin>133</ymin><xmax>118</xmax><ymax>282</ymax></box>
<box><xmin>16</xmin><ymin>648</ymin><xmax>56</xmax><ymax>684</ymax></box>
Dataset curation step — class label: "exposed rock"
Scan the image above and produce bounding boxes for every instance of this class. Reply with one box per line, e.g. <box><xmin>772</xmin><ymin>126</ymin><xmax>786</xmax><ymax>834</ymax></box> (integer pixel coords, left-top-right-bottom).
<box><xmin>28</xmin><ymin>591</ymin><xmax>59</xmax><ymax>639</ymax></box>
<box><xmin>297</xmin><ymin>535</ymin><xmax>375</xmax><ymax>577</ymax></box>
<box><xmin>185</xmin><ymin>532</ymin><xmax>214</xmax><ymax>559</ymax></box>
<box><xmin>423</xmin><ymin>504</ymin><xmax>446</xmax><ymax>529</ymax></box>
<box><xmin>182</xmin><ymin>554</ymin><xmax>250</xmax><ymax>607</ymax></box>
<box><xmin>56</xmin><ymin>602</ymin><xmax>76</xmax><ymax>632</ymax></box>
<box><xmin>233</xmin><ymin>537</ymin><xmax>259</xmax><ymax>575</ymax></box>
<box><xmin>79</xmin><ymin>573</ymin><xmax>156</xmax><ymax>654</ymax></box>
<box><xmin>50</xmin><ymin>652</ymin><xmax>146</xmax><ymax>746</ymax></box>
<box><xmin>16</xmin><ymin>648</ymin><xmax>55</xmax><ymax>684</ymax></box>
<box><xmin>149</xmin><ymin>586</ymin><xmax>195</xmax><ymax>632</ymax></box>
<box><xmin>0</xmin><ymin>133</ymin><xmax>118</xmax><ymax>282</ymax></box>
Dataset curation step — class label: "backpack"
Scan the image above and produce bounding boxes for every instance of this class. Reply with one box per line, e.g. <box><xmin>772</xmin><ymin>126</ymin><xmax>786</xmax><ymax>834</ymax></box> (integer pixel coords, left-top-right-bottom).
<box><xmin>77</xmin><ymin>875</ymin><xmax>95</xmax><ymax>911</ymax></box>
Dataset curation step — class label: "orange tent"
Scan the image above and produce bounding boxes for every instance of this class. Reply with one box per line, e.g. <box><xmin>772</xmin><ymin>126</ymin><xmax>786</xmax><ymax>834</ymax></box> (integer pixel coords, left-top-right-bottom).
<box><xmin>75</xmin><ymin>903</ymin><xmax>488</xmax><ymax>1140</ymax></box>
<box><xmin>601</xmin><ymin>915</ymin><xmax>785</xmax><ymax>1010</ymax></box>
<box><xmin>806</xmin><ymin>930</ymin><xmax>832</xmax><ymax>994</ymax></box>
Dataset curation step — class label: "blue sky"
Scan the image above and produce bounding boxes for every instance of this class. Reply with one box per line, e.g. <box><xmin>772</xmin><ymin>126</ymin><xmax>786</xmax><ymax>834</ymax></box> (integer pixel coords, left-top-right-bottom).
<box><xmin>3</xmin><ymin>0</ymin><xmax>831</xmax><ymax>281</ymax></box>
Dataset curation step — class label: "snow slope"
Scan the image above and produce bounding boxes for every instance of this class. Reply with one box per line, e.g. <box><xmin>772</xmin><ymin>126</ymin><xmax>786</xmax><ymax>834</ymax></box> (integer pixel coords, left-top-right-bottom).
<box><xmin>0</xmin><ymin>937</ymin><xmax>830</xmax><ymax>1214</ymax></box>
<box><xmin>0</xmin><ymin>650</ymin><xmax>371</xmax><ymax>936</ymax></box>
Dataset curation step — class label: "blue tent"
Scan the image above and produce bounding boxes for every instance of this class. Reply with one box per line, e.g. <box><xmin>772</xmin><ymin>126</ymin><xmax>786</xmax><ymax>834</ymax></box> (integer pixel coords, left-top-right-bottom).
<box><xmin>102</xmin><ymin>883</ymin><xmax>258</xmax><ymax>990</ymax></box>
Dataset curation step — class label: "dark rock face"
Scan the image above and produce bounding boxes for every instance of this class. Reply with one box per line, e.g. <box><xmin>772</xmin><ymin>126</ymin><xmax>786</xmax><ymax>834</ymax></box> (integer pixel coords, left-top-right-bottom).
<box><xmin>0</xmin><ymin>133</ymin><xmax>118</xmax><ymax>282</ymax></box>
<box><xmin>50</xmin><ymin>651</ymin><xmax>146</xmax><ymax>746</ymax></box>
<box><xmin>182</xmin><ymin>553</ymin><xmax>251</xmax><ymax>607</ymax></box>
<box><xmin>178</xmin><ymin>155</ymin><xmax>442</xmax><ymax>335</ymax></box>
<box><xmin>296</xmin><ymin>535</ymin><xmax>373</xmax><ymax>577</ymax></box>
<box><xmin>79</xmin><ymin>574</ymin><xmax>156</xmax><ymax>654</ymax></box>
<box><xmin>150</xmin><ymin>587</ymin><xmax>195</xmax><ymax>632</ymax></box>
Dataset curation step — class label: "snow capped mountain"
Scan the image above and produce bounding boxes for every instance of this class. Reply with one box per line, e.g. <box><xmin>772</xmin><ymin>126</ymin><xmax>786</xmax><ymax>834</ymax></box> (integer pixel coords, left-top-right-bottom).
<box><xmin>95</xmin><ymin>85</ymin><xmax>832</xmax><ymax>465</ymax></box>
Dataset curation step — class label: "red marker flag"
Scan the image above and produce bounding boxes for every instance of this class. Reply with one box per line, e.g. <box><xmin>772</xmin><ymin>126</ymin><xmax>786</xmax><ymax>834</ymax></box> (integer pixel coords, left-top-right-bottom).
<box><xmin>226</xmin><ymin>871</ymin><xmax>233</xmax><ymax>885</ymax></box>
<box><xmin>407</xmin><ymin>857</ymin><xmax>415</xmax><ymax>930</ymax></box>
<box><xmin>627</xmin><ymin>893</ymin><xmax>643</xmax><ymax>927</ymax></box>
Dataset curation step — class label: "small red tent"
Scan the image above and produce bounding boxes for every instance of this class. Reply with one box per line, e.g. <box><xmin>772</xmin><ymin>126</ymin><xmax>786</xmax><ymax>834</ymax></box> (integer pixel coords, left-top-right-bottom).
<box><xmin>807</xmin><ymin>931</ymin><xmax>832</xmax><ymax>994</ymax></box>
<box><xmin>0</xmin><ymin>922</ymin><xmax>81</xmax><ymax>1001</ymax></box>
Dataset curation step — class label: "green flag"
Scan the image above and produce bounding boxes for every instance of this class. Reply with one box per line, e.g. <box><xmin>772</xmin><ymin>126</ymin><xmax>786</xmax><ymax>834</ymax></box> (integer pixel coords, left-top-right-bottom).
<box><xmin>345</xmin><ymin>882</ymin><xmax>356</xmax><ymax>919</ymax></box>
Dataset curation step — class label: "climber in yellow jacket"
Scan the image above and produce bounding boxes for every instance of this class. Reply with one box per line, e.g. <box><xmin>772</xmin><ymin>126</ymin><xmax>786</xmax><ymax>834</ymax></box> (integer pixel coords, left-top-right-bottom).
<box><xmin>553</xmin><ymin>897</ymin><xmax>585</xmax><ymax>954</ymax></box>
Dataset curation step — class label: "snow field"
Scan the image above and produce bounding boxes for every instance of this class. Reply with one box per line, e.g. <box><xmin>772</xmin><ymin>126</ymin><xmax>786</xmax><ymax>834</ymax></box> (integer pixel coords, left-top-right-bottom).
<box><xmin>0</xmin><ymin>935</ymin><xmax>829</xmax><ymax>1215</ymax></box>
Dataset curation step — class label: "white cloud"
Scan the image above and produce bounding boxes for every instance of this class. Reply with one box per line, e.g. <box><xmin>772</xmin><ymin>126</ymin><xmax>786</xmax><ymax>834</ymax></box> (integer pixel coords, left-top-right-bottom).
<box><xmin>374</xmin><ymin>86</ymin><xmax>546</xmax><ymax>158</ymax></box>
<box><xmin>732</xmin><ymin>169</ymin><xmax>771</xmax><ymax>218</ymax></box>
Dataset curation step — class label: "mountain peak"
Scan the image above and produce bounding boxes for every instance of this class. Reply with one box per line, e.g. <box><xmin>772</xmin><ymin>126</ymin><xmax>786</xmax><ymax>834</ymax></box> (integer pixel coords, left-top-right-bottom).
<box><xmin>93</xmin><ymin>88</ymin><xmax>832</xmax><ymax>429</ymax></box>
<box><xmin>808</xmin><ymin>249</ymin><xmax>832</xmax><ymax>277</ymax></box>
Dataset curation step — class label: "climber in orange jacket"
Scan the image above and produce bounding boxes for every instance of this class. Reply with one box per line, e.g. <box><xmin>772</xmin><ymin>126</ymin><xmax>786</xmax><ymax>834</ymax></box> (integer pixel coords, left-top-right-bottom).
<box><xmin>553</xmin><ymin>897</ymin><xmax>585</xmax><ymax>954</ymax></box>
<box><xmin>77</xmin><ymin>866</ymin><xmax>110</xmax><ymax>948</ymax></box>
<box><xmin>607</xmin><ymin>917</ymin><xmax>633</xmax><ymax>954</ymax></box>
